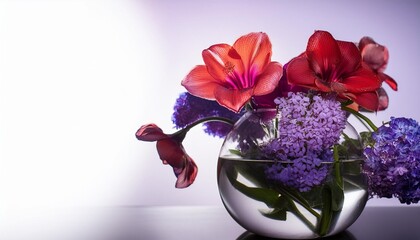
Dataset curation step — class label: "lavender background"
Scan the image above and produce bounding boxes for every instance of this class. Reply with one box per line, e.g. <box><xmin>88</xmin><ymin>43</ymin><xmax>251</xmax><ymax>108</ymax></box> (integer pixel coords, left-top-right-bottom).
<box><xmin>1</xmin><ymin>0</ymin><xmax>419</xmax><ymax>213</ymax></box>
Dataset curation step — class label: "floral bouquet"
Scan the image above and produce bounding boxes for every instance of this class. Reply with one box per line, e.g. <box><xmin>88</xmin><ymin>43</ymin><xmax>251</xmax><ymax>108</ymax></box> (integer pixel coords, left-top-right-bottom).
<box><xmin>136</xmin><ymin>31</ymin><xmax>419</xmax><ymax>238</ymax></box>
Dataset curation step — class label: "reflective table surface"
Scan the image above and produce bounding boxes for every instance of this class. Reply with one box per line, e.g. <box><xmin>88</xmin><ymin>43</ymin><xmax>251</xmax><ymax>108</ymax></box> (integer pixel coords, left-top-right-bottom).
<box><xmin>2</xmin><ymin>205</ymin><xmax>420</xmax><ymax>240</ymax></box>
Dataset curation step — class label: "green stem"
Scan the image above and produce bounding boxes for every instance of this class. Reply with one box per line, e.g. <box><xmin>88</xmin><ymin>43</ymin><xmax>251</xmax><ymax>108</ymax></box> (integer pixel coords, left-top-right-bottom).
<box><xmin>356</xmin><ymin>115</ymin><xmax>373</xmax><ymax>132</ymax></box>
<box><xmin>274</xmin><ymin>106</ymin><xmax>280</xmax><ymax>138</ymax></box>
<box><xmin>333</xmin><ymin>145</ymin><xmax>343</xmax><ymax>188</ymax></box>
<box><xmin>318</xmin><ymin>186</ymin><xmax>333</xmax><ymax>236</ymax></box>
<box><xmin>286</xmin><ymin>197</ymin><xmax>317</xmax><ymax>232</ymax></box>
<box><xmin>341</xmin><ymin>106</ymin><xmax>378</xmax><ymax>132</ymax></box>
<box><xmin>277</xmin><ymin>187</ymin><xmax>321</xmax><ymax>219</ymax></box>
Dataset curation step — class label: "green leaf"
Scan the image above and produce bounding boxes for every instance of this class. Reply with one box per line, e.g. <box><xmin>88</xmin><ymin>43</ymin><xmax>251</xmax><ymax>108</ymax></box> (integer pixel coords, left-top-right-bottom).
<box><xmin>337</xmin><ymin>133</ymin><xmax>363</xmax><ymax>159</ymax></box>
<box><xmin>227</xmin><ymin>170</ymin><xmax>323</xmax><ymax>230</ymax></box>
<box><xmin>331</xmin><ymin>145</ymin><xmax>345</xmax><ymax>211</ymax></box>
<box><xmin>228</xmin><ymin>149</ymin><xmax>243</xmax><ymax>157</ymax></box>
<box><xmin>261</xmin><ymin>207</ymin><xmax>287</xmax><ymax>220</ymax></box>
<box><xmin>227</xmin><ymin>174</ymin><xmax>281</xmax><ymax>208</ymax></box>
<box><xmin>360</xmin><ymin>131</ymin><xmax>374</xmax><ymax>147</ymax></box>
<box><xmin>232</xmin><ymin>162</ymin><xmax>269</xmax><ymax>189</ymax></box>
<box><xmin>318</xmin><ymin>186</ymin><xmax>333</xmax><ymax>236</ymax></box>
<box><xmin>329</xmin><ymin>180</ymin><xmax>345</xmax><ymax>211</ymax></box>
<box><xmin>274</xmin><ymin>185</ymin><xmax>322</xmax><ymax>219</ymax></box>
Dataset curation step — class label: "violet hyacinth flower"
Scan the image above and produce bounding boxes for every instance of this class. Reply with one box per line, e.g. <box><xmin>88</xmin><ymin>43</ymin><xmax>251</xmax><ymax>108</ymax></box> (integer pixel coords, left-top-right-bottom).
<box><xmin>364</xmin><ymin>117</ymin><xmax>420</xmax><ymax>204</ymax></box>
<box><xmin>262</xmin><ymin>92</ymin><xmax>347</xmax><ymax>192</ymax></box>
<box><xmin>172</xmin><ymin>92</ymin><xmax>244</xmax><ymax>137</ymax></box>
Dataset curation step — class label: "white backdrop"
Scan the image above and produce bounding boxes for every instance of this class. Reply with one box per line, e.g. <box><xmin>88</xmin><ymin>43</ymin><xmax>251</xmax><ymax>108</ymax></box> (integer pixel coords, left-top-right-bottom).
<box><xmin>1</xmin><ymin>0</ymin><xmax>419</xmax><ymax>209</ymax></box>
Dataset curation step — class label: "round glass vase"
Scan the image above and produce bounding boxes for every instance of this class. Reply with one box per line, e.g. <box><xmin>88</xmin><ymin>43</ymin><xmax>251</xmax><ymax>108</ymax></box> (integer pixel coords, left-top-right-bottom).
<box><xmin>217</xmin><ymin>108</ymin><xmax>368</xmax><ymax>239</ymax></box>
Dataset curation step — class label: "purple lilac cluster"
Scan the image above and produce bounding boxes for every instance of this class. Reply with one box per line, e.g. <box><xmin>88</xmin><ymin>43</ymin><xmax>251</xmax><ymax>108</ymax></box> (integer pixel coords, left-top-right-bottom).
<box><xmin>172</xmin><ymin>92</ymin><xmax>244</xmax><ymax>137</ymax></box>
<box><xmin>364</xmin><ymin>117</ymin><xmax>420</xmax><ymax>204</ymax></box>
<box><xmin>263</xmin><ymin>92</ymin><xmax>347</xmax><ymax>192</ymax></box>
<box><xmin>265</xmin><ymin>151</ymin><xmax>333</xmax><ymax>192</ymax></box>
<box><xmin>274</xmin><ymin>93</ymin><xmax>347</xmax><ymax>155</ymax></box>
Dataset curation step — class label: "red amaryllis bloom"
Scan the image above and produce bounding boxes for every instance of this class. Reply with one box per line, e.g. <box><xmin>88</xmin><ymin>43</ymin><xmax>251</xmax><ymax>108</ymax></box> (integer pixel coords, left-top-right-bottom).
<box><xmin>136</xmin><ymin>124</ymin><xmax>197</xmax><ymax>188</ymax></box>
<box><xmin>181</xmin><ymin>32</ymin><xmax>283</xmax><ymax>113</ymax></box>
<box><xmin>286</xmin><ymin>31</ymin><xmax>382</xmax><ymax>111</ymax></box>
<box><xmin>359</xmin><ymin>36</ymin><xmax>398</xmax><ymax>110</ymax></box>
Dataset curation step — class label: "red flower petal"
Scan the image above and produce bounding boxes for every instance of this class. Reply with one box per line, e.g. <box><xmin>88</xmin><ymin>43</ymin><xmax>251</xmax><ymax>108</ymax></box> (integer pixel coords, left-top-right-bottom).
<box><xmin>339</xmin><ymin>67</ymin><xmax>381</xmax><ymax>92</ymax></box>
<box><xmin>202</xmin><ymin>44</ymin><xmax>245</xmax><ymax>83</ymax></box>
<box><xmin>181</xmin><ymin>65</ymin><xmax>220</xmax><ymax>100</ymax></box>
<box><xmin>135</xmin><ymin>124</ymin><xmax>167</xmax><ymax>141</ymax></box>
<box><xmin>173</xmin><ymin>153</ymin><xmax>198</xmax><ymax>188</ymax></box>
<box><xmin>380</xmin><ymin>73</ymin><xmax>398</xmax><ymax>91</ymax></box>
<box><xmin>156</xmin><ymin>139</ymin><xmax>185</xmax><ymax>168</ymax></box>
<box><xmin>156</xmin><ymin>140</ymin><xmax>198</xmax><ymax>188</ymax></box>
<box><xmin>377</xmin><ymin>87</ymin><xmax>389</xmax><ymax>111</ymax></box>
<box><xmin>348</xmin><ymin>91</ymin><xmax>379</xmax><ymax>111</ymax></box>
<box><xmin>358</xmin><ymin>36</ymin><xmax>376</xmax><ymax>51</ymax></box>
<box><xmin>360</xmin><ymin>39</ymin><xmax>389</xmax><ymax>72</ymax></box>
<box><xmin>253</xmin><ymin>62</ymin><xmax>283</xmax><ymax>96</ymax></box>
<box><xmin>286</xmin><ymin>56</ymin><xmax>317</xmax><ymax>89</ymax></box>
<box><xmin>306</xmin><ymin>31</ymin><xmax>341</xmax><ymax>74</ymax></box>
<box><xmin>336</xmin><ymin>40</ymin><xmax>361</xmax><ymax>75</ymax></box>
<box><xmin>315</xmin><ymin>78</ymin><xmax>333</xmax><ymax>92</ymax></box>
<box><xmin>233</xmin><ymin>32</ymin><xmax>272</xmax><ymax>74</ymax></box>
<box><xmin>213</xmin><ymin>86</ymin><xmax>253</xmax><ymax>112</ymax></box>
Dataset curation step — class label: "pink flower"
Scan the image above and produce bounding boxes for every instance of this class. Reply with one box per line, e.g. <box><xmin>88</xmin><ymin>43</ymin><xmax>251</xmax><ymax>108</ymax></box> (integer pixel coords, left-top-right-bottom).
<box><xmin>286</xmin><ymin>31</ymin><xmax>382</xmax><ymax>111</ymax></box>
<box><xmin>181</xmin><ymin>32</ymin><xmax>283</xmax><ymax>113</ymax></box>
<box><xmin>359</xmin><ymin>36</ymin><xmax>398</xmax><ymax>110</ymax></box>
<box><xmin>136</xmin><ymin>124</ymin><xmax>197</xmax><ymax>188</ymax></box>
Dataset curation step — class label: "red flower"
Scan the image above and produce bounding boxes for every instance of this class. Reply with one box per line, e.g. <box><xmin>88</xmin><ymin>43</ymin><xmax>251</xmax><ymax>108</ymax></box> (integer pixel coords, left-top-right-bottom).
<box><xmin>136</xmin><ymin>124</ymin><xmax>197</xmax><ymax>188</ymax></box>
<box><xmin>286</xmin><ymin>31</ymin><xmax>382</xmax><ymax>111</ymax></box>
<box><xmin>181</xmin><ymin>32</ymin><xmax>283</xmax><ymax>113</ymax></box>
<box><xmin>359</xmin><ymin>36</ymin><xmax>398</xmax><ymax>110</ymax></box>
<box><xmin>252</xmin><ymin>63</ymin><xmax>307</xmax><ymax>109</ymax></box>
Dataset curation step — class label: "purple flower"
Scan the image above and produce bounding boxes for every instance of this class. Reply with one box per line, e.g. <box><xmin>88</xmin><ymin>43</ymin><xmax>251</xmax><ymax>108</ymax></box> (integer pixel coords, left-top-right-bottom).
<box><xmin>262</xmin><ymin>92</ymin><xmax>346</xmax><ymax>191</ymax></box>
<box><xmin>266</xmin><ymin>92</ymin><xmax>346</xmax><ymax>157</ymax></box>
<box><xmin>172</xmin><ymin>92</ymin><xmax>244</xmax><ymax>137</ymax></box>
<box><xmin>364</xmin><ymin>117</ymin><xmax>420</xmax><ymax>204</ymax></box>
<box><xmin>265</xmin><ymin>150</ymin><xmax>333</xmax><ymax>192</ymax></box>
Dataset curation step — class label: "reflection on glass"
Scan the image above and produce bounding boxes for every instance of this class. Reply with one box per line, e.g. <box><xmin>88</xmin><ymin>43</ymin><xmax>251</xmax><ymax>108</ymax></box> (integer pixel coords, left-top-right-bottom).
<box><xmin>236</xmin><ymin>230</ymin><xmax>357</xmax><ymax>240</ymax></box>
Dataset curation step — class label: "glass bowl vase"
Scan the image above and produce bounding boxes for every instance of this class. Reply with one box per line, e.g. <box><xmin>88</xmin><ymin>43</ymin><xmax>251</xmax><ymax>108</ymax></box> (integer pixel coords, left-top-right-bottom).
<box><xmin>217</xmin><ymin>108</ymin><xmax>368</xmax><ymax>239</ymax></box>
